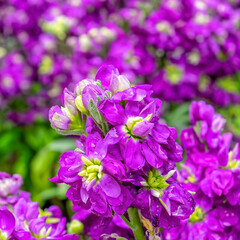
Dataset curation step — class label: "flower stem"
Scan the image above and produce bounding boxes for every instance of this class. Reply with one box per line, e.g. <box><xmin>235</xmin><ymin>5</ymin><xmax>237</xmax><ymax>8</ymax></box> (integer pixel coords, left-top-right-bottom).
<box><xmin>102</xmin><ymin>122</ymin><xmax>109</xmax><ymax>136</ymax></box>
<box><xmin>120</xmin><ymin>214</ymin><xmax>135</xmax><ymax>229</ymax></box>
<box><xmin>82</xmin><ymin>114</ymin><xmax>87</xmax><ymax>129</ymax></box>
<box><xmin>127</xmin><ymin>208</ymin><xmax>146</xmax><ymax>240</ymax></box>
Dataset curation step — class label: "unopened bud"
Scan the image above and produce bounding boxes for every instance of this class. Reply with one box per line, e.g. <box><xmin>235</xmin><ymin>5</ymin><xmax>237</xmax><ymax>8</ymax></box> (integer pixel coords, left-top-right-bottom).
<box><xmin>110</xmin><ymin>74</ymin><xmax>131</xmax><ymax>93</ymax></box>
<box><xmin>68</xmin><ymin>220</ymin><xmax>84</xmax><ymax>235</ymax></box>
<box><xmin>75</xmin><ymin>96</ymin><xmax>89</xmax><ymax>115</ymax></box>
<box><xmin>75</xmin><ymin>79</ymin><xmax>93</xmax><ymax>95</ymax></box>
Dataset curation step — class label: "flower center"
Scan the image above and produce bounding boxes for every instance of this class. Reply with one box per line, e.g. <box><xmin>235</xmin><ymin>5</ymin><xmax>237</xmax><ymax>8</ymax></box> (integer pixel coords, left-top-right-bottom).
<box><xmin>39</xmin><ymin>209</ymin><xmax>60</xmax><ymax>224</ymax></box>
<box><xmin>186</xmin><ymin>175</ymin><xmax>196</xmax><ymax>183</ymax></box>
<box><xmin>78</xmin><ymin>156</ymin><xmax>103</xmax><ymax>184</ymax></box>
<box><xmin>141</xmin><ymin>169</ymin><xmax>175</xmax><ymax>198</ymax></box>
<box><xmin>24</xmin><ymin>220</ymin><xmax>52</xmax><ymax>239</ymax></box>
<box><xmin>39</xmin><ymin>56</ymin><xmax>53</xmax><ymax>75</ymax></box>
<box><xmin>156</xmin><ymin>21</ymin><xmax>173</xmax><ymax>35</ymax></box>
<box><xmin>165</xmin><ymin>64</ymin><xmax>183</xmax><ymax>84</ymax></box>
<box><xmin>32</xmin><ymin>226</ymin><xmax>52</xmax><ymax>239</ymax></box>
<box><xmin>0</xmin><ymin>230</ymin><xmax>8</xmax><ymax>240</ymax></box>
<box><xmin>189</xmin><ymin>206</ymin><xmax>205</xmax><ymax>223</ymax></box>
<box><xmin>223</xmin><ymin>150</ymin><xmax>240</xmax><ymax>169</ymax></box>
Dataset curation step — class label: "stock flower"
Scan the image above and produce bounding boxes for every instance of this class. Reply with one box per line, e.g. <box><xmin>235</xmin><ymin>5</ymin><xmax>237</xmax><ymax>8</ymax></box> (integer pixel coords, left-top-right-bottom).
<box><xmin>0</xmin><ymin>172</ymin><xmax>30</xmax><ymax>206</ymax></box>
<box><xmin>0</xmin><ymin>171</ymin><xmax>78</xmax><ymax>240</ymax></box>
<box><xmin>133</xmin><ymin>169</ymin><xmax>195</xmax><ymax>229</ymax></box>
<box><xmin>13</xmin><ymin>198</ymin><xmax>78</xmax><ymax>240</ymax></box>
<box><xmin>71</xmin><ymin>208</ymin><xmax>134</xmax><ymax>240</ymax></box>
<box><xmin>180</xmin><ymin>100</ymin><xmax>232</xmax><ymax>170</ymax></box>
<box><xmin>99</xmin><ymin>99</ymin><xmax>182</xmax><ymax>170</ymax></box>
<box><xmin>95</xmin><ymin>65</ymin><xmax>131</xmax><ymax>94</ymax></box>
<box><xmin>52</xmin><ymin>133</ymin><xmax>134</xmax><ymax>216</ymax></box>
<box><xmin>164</xmin><ymin>101</ymin><xmax>240</xmax><ymax>239</ymax></box>
<box><xmin>200</xmin><ymin>169</ymin><xmax>234</xmax><ymax>198</ymax></box>
<box><xmin>0</xmin><ymin>172</ymin><xmax>23</xmax><ymax>197</ymax></box>
<box><xmin>2</xmin><ymin>0</ymin><xmax>240</xmax><ymax>127</ymax></box>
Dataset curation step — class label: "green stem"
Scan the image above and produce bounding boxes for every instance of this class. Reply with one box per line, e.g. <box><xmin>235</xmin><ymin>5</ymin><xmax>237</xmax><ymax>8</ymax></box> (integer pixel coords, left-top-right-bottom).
<box><xmin>119</xmin><ymin>215</ymin><xmax>134</xmax><ymax>229</ymax></box>
<box><xmin>102</xmin><ymin>122</ymin><xmax>108</xmax><ymax>136</ymax></box>
<box><xmin>82</xmin><ymin>114</ymin><xmax>87</xmax><ymax>129</ymax></box>
<box><xmin>127</xmin><ymin>208</ymin><xmax>146</xmax><ymax>240</ymax></box>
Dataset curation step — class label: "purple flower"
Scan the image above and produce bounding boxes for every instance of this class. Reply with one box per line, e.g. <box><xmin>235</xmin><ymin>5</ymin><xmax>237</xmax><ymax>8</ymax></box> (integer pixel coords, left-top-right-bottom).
<box><xmin>95</xmin><ymin>65</ymin><xmax>131</xmax><ymax>93</ymax></box>
<box><xmin>0</xmin><ymin>172</ymin><xmax>29</xmax><ymax>206</ymax></box>
<box><xmin>133</xmin><ymin>169</ymin><xmax>195</xmax><ymax>229</ymax></box>
<box><xmin>52</xmin><ymin>133</ymin><xmax>134</xmax><ymax>216</ymax></box>
<box><xmin>0</xmin><ymin>172</ymin><xmax>23</xmax><ymax>197</ymax></box>
<box><xmin>14</xmin><ymin>198</ymin><xmax>39</xmax><ymax>231</ymax></box>
<box><xmin>99</xmin><ymin>99</ymin><xmax>182</xmax><ymax>170</ymax></box>
<box><xmin>200</xmin><ymin>169</ymin><xmax>234</xmax><ymax>198</ymax></box>
<box><xmin>72</xmin><ymin>208</ymin><xmax>134</xmax><ymax>240</ymax></box>
<box><xmin>11</xmin><ymin>197</ymin><xmax>78</xmax><ymax>240</ymax></box>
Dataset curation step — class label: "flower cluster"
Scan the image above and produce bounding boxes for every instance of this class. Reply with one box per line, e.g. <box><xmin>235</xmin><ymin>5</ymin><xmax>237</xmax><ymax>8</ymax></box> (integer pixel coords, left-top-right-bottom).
<box><xmin>147</xmin><ymin>0</ymin><xmax>240</xmax><ymax>105</ymax></box>
<box><xmin>50</xmin><ymin>65</ymin><xmax>195</xmax><ymax>239</ymax></box>
<box><xmin>162</xmin><ymin>101</ymin><xmax>240</xmax><ymax>239</ymax></box>
<box><xmin>1</xmin><ymin>0</ymin><xmax>240</xmax><ymax>124</ymax></box>
<box><xmin>0</xmin><ymin>172</ymin><xmax>78</xmax><ymax>240</ymax></box>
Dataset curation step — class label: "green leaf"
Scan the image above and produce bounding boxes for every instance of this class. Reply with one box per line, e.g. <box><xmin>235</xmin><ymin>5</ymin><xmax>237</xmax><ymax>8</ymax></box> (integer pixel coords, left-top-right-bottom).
<box><xmin>56</xmin><ymin>128</ymin><xmax>86</xmax><ymax>136</ymax></box>
<box><xmin>49</xmin><ymin>139</ymin><xmax>76</xmax><ymax>152</ymax></box>
<box><xmin>163</xmin><ymin>102</ymin><xmax>190</xmax><ymax>135</ymax></box>
<box><xmin>39</xmin><ymin>184</ymin><xmax>69</xmax><ymax>201</ymax></box>
<box><xmin>88</xmin><ymin>99</ymin><xmax>102</xmax><ymax>124</ymax></box>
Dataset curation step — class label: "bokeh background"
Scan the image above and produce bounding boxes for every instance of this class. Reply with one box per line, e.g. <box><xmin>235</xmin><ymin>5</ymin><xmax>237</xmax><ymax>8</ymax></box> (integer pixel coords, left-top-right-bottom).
<box><xmin>1</xmin><ymin>0</ymin><xmax>240</xmax><ymax>217</ymax></box>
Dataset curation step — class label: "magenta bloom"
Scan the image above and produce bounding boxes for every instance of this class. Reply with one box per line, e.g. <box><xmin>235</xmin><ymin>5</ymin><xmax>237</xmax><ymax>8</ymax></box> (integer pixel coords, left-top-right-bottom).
<box><xmin>13</xmin><ymin>198</ymin><xmax>78</xmax><ymax>240</ymax></box>
<box><xmin>72</xmin><ymin>208</ymin><xmax>134</xmax><ymax>240</ymax></box>
<box><xmin>99</xmin><ymin>99</ymin><xmax>182</xmax><ymax>170</ymax></box>
<box><xmin>200</xmin><ymin>169</ymin><xmax>234</xmax><ymax>198</ymax></box>
<box><xmin>0</xmin><ymin>172</ymin><xmax>23</xmax><ymax>197</ymax></box>
<box><xmin>0</xmin><ymin>172</ymin><xmax>30</xmax><ymax>206</ymax></box>
<box><xmin>52</xmin><ymin>133</ymin><xmax>134</xmax><ymax>216</ymax></box>
<box><xmin>133</xmin><ymin>168</ymin><xmax>195</xmax><ymax>229</ymax></box>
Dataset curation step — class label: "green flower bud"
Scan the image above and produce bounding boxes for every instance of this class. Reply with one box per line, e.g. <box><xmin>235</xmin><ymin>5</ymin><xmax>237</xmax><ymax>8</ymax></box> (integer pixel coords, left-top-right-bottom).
<box><xmin>68</xmin><ymin>220</ymin><xmax>84</xmax><ymax>235</ymax></box>
<box><xmin>75</xmin><ymin>96</ymin><xmax>89</xmax><ymax>115</ymax></box>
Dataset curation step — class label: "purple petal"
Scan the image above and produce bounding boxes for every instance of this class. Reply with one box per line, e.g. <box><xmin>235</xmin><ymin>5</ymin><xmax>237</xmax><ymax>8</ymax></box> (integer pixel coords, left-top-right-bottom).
<box><xmin>151</xmin><ymin>123</ymin><xmax>170</xmax><ymax>144</ymax></box>
<box><xmin>123</xmin><ymin>138</ymin><xmax>145</xmax><ymax>170</ymax></box>
<box><xmin>98</xmin><ymin>99</ymin><xmax>126</xmax><ymax>125</ymax></box>
<box><xmin>132</xmin><ymin>120</ymin><xmax>154</xmax><ymax>138</ymax></box>
<box><xmin>100</xmin><ymin>174</ymin><xmax>121</xmax><ymax>198</ymax></box>
<box><xmin>142</xmin><ymin>142</ymin><xmax>163</xmax><ymax>168</ymax></box>
<box><xmin>95</xmin><ymin>65</ymin><xmax>119</xmax><ymax>90</ymax></box>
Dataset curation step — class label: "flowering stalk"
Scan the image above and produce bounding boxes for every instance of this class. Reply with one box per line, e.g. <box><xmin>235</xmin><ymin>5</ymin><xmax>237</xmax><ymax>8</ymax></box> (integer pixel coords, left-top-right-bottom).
<box><xmin>49</xmin><ymin>65</ymin><xmax>195</xmax><ymax>239</ymax></box>
<box><xmin>127</xmin><ymin>208</ymin><xmax>146</xmax><ymax>240</ymax></box>
<box><xmin>162</xmin><ymin>101</ymin><xmax>240</xmax><ymax>239</ymax></box>
<box><xmin>0</xmin><ymin>172</ymin><xmax>78</xmax><ymax>240</ymax></box>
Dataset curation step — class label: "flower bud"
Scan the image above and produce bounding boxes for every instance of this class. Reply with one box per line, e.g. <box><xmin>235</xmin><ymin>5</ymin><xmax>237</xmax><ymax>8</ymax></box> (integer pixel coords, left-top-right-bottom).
<box><xmin>68</xmin><ymin>220</ymin><xmax>84</xmax><ymax>235</ymax></box>
<box><xmin>82</xmin><ymin>84</ymin><xmax>105</xmax><ymax>110</ymax></box>
<box><xmin>95</xmin><ymin>65</ymin><xmax>131</xmax><ymax>94</ymax></box>
<box><xmin>49</xmin><ymin>105</ymin><xmax>71</xmax><ymax>131</ymax></box>
<box><xmin>110</xmin><ymin>74</ymin><xmax>131</xmax><ymax>93</ymax></box>
<box><xmin>126</xmin><ymin>114</ymin><xmax>154</xmax><ymax>138</ymax></box>
<box><xmin>49</xmin><ymin>88</ymin><xmax>85</xmax><ymax>135</ymax></box>
<box><xmin>81</xmin><ymin>84</ymin><xmax>107</xmax><ymax>125</ymax></box>
<box><xmin>212</xmin><ymin>114</ymin><xmax>226</xmax><ymax>133</ymax></box>
<box><xmin>75</xmin><ymin>79</ymin><xmax>94</xmax><ymax>96</ymax></box>
<box><xmin>62</xmin><ymin>88</ymin><xmax>78</xmax><ymax>117</ymax></box>
<box><xmin>75</xmin><ymin>95</ymin><xmax>89</xmax><ymax>115</ymax></box>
